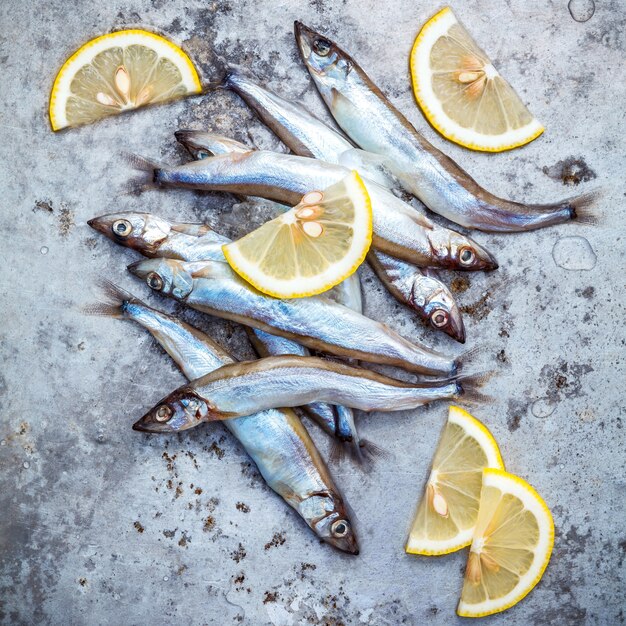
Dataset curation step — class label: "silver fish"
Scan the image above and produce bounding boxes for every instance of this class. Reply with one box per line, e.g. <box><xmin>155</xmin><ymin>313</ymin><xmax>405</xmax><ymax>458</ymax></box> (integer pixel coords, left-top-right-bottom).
<box><xmin>88</xmin><ymin>211</ymin><xmax>354</xmax><ymax>447</ymax></box>
<box><xmin>219</xmin><ymin>68</ymin><xmax>355</xmax><ymax>163</ymax></box>
<box><xmin>294</xmin><ymin>22</ymin><xmax>596</xmax><ymax>232</ymax></box>
<box><xmin>368</xmin><ymin>250</ymin><xmax>465</xmax><ymax>343</ymax></box>
<box><xmin>88</xmin><ymin>212</ymin><xmax>227</xmax><ymax>261</ymax></box>
<box><xmin>134</xmin><ymin>355</ymin><xmax>483</xmax><ymax>427</ymax></box>
<box><xmin>87</xmin><ymin>284</ymin><xmax>358</xmax><ymax>554</ymax></box>
<box><xmin>151</xmin><ymin>151</ymin><xmax>498</xmax><ymax>271</ymax></box>
<box><xmin>127</xmin><ymin>257</ymin><xmax>459</xmax><ymax>377</ymax></box>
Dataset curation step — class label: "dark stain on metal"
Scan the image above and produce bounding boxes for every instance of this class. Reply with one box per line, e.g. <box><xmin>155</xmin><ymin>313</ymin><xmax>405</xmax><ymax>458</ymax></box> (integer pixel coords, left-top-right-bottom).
<box><xmin>542</xmin><ymin>157</ymin><xmax>597</xmax><ymax>186</ymax></box>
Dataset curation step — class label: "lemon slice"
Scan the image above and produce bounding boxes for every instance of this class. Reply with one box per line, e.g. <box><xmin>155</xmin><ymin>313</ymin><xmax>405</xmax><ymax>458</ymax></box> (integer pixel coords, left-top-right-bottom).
<box><xmin>223</xmin><ymin>172</ymin><xmax>372</xmax><ymax>299</ymax></box>
<box><xmin>458</xmin><ymin>469</ymin><xmax>554</xmax><ymax>617</ymax></box>
<box><xmin>410</xmin><ymin>7</ymin><xmax>544</xmax><ymax>152</ymax></box>
<box><xmin>49</xmin><ymin>30</ymin><xmax>201</xmax><ymax>130</ymax></box>
<box><xmin>406</xmin><ymin>406</ymin><xmax>504</xmax><ymax>556</ymax></box>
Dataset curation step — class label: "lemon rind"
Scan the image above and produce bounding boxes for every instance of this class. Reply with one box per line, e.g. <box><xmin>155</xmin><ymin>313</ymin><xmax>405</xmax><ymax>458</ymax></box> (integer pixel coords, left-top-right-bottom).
<box><xmin>49</xmin><ymin>29</ymin><xmax>201</xmax><ymax>131</ymax></box>
<box><xmin>405</xmin><ymin>406</ymin><xmax>504</xmax><ymax>556</ymax></box>
<box><xmin>223</xmin><ymin>171</ymin><xmax>373</xmax><ymax>299</ymax></box>
<box><xmin>457</xmin><ymin>468</ymin><xmax>555</xmax><ymax>618</ymax></box>
<box><xmin>410</xmin><ymin>7</ymin><xmax>544</xmax><ymax>153</ymax></box>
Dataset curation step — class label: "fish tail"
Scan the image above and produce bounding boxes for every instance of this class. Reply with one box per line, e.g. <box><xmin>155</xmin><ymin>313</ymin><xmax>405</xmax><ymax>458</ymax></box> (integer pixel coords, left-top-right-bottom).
<box><xmin>455</xmin><ymin>371</ymin><xmax>493</xmax><ymax>404</ymax></box>
<box><xmin>120</xmin><ymin>152</ymin><xmax>163</xmax><ymax>195</ymax></box>
<box><xmin>202</xmin><ymin>57</ymin><xmax>232</xmax><ymax>90</ymax></box>
<box><xmin>329</xmin><ymin>437</ymin><xmax>389</xmax><ymax>470</ymax></box>
<box><xmin>567</xmin><ymin>189</ymin><xmax>601</xmax><ymax>225</ymax></box>
<box><xmin>455</xmin><ymin>345</ymin><xmax>485</xmax><ymax>374</ymax></box>
<box><xmin>82</xmin><ymin>279</ymin><xmax>142</xmax><ymax>318</ymax></box>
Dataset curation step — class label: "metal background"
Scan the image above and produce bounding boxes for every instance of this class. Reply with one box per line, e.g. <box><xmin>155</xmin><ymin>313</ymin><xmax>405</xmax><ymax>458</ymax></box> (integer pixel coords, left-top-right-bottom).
<box><xmin>1</xmin><ymin>0</ymin><xmax>624</xmax><ymax>623</ymax></box>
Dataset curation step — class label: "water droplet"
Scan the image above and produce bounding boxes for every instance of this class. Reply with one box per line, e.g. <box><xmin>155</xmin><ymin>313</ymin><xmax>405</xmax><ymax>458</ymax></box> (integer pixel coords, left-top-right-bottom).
<box><xmin>552</xmin><ymin>236</ymin><xmax>596</xmax><ymax>271</ymax></box>
<box><xmin>568</xmin><ymin>0</ymin><xmax>595</xmax><ymax>22</ymax></box>
<box><xmin>560</xmin><ymin>464</ymin><xmax>565</xmax><ymax>470</ymax></box>
<box><xmin>96</xmin><ymin>430</ymin><xmax>106</xmax><ymax>444</ymax></box>
<box><xmin>40</xmin><ymin>246</ymin><xmax>49</xmax><ymax>255</ymax></box>
<box><xmin>0</xmin><ymin>440</ymin><xmax>6</xmax><ymax>446</ymax></box>
<box><xmin>23</xmin><ymin>461</ymin><xmax>30</xmax><ymax>469</ymax></box>
<box><xmin>163</xmin><ymin>576</ymin><xmax>169</xmax><ymax>582</ymax></box>
<box><xmin>531</xmin><ymin>397</ymin><xmax>557</xmax><ymax>419</ymax></box>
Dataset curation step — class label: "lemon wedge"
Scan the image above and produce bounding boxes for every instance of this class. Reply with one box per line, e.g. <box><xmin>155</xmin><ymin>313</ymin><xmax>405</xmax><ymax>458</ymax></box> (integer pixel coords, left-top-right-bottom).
<box><xmin>223</xmin><ymin>172</ymin><xmax>372</xmax><ymax>299</ymax></box>
<box><xmin>410</xmin><ymin>7</ymin><xmax>544</xmax><ymax>152</ymax></box>
<box><xmin>457</xmin><ymin>468</ymin><xmax>554</xmax><ymax>617</ymax></box>
<box><xmin>49</xmin><ymin>30</ymin><xmax>201</xmax><ymax>130</ymax></box>
<box><xmin>406</xmin><ymin>406</ymin><xmax>504</xmax><ymax>556</ymax></box>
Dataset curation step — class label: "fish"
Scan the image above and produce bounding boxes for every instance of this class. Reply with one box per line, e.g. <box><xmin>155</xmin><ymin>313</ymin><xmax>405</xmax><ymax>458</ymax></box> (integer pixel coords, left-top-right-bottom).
<box><xmin>127</xmin><ymin>257</ymin><xmax>460</xmax><ymax>377</ymax></box>
<box><xmin>87</xmin><ymin>212</ymin><xmax>227</xmax><ymax>261</ymax></box>
<box><xmin>368</xmin><ymin>250</ymin><xmax>465</xmax><ymax>343</ymax></box>
<box><xmin>85</xmin><ymin>283</ymin><xmax>359</xmax><ymax>554</ymax></box>
<box><xmin>133</xmin><ymin>354</ymin><xmax>487</xmax><ymax>428</ymax></box>
<box><xmin>88</xmin><ymin>211</ymin><xmax>360</xmax><ymax>453</ymax></box>
<box><xmin>294</xmin><ymin>22</ymin><xmax>597</xmax><ymax>233</ymax></box>
<box><xmin>218</xmin><ymin>68</ymin><xmax>356</xmax><ymax>164</ymax></box>
<box><xmin>149</xmin><ymin>150</ymin><xmax>498</xmax><ymax>271</ymax></box>
<box><xmin>173</xmin><ymin>130</ymin><xmax>252</xmax><ymax>160</ymax></box>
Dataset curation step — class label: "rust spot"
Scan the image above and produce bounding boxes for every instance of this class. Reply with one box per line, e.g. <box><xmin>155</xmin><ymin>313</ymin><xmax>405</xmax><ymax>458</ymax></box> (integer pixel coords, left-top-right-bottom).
<box><xmin>203</xmin><ymin>516</ymin><xmax>215</xmax><ymax>532</ymax></box>
<box><xmin>264</xmin><ymin>532</ymin><xmax>286</xmax><ymax>550</ymax></box>
<box><xmin>207</xmin><ymin>441</ymin><xmax>225</xmax><ymax>460</ymax></box>
<box><xmin>236</xmin><ymin>502</ymin><xmax>250</xmax><ymax>513</ymax></box>
<box><xmin>133</xmin><ymin>521</ymin><xmax>145</xmax><ymax>533</ymax></box>
<box><xmin>450</xmin><ymin>276</ymin><xmax>470</xmax><ymax>293</ymax></box>
<box><xmin>263</xmin><ymin>591</ymin><xmax>279</xmax><ymax>604</ymax></box>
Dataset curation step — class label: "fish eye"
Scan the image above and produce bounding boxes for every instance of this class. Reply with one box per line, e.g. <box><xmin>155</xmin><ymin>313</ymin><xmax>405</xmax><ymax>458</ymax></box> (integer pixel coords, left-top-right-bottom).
<box><xmin>155</xmin><ymin>405</ymin><xmax>172</xmax><ymax>422</ymax></box>
<box><xmin>431</xmin><ymin>309</ymin><xmax>449</xmax><ymax>328</ymax></box>
<box><xmin>146</xmin><ymin>272</ymin><xmax>164</xmax><ymax>291</ymax></box>
<box><xmin>314</xmin><ymin>37</ymin><xmax>332</xmax><ymax>56</ymax></box>
<box><xmin>459</xmin><ymin>247</ymin><xmax>476</xmax><ymax>266</ymax></box>
<box><xmin>196</xmin><ymin>150</ymin><xmax>210</xmax><ymax>159</ymax></box>
<box><xmin>331</xmin><ymin>519</ymin><xmax>350</xmax><ymax>537</ymax></box>
<box><xmin>112</xmin><ymin>219</ymin><xmax>132</xmax><ymax>237</ymax></box>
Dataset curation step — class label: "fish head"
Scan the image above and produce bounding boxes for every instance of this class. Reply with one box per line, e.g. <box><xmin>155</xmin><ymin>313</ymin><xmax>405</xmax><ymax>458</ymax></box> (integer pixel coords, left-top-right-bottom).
<box><xmin>300</xmin><ymin>493</ymin><xmax>359</xmax><ymax>555</ymax></box>
<box><xmin>294</xmin><ymin>22</ymin><xmax>352</xmax><ymax>96</ymax></box>
<box><xmin>412</xmin><ymin>279</ymin><xmax>466</xmax><ymax>343</ymax></box>
<box><xmin>133</xmin><ymin>388</ymin><xmax>210</xmax><ymax>433</ymax></box>
<box><xmin>127</xmin><ymin>258</ymin><xmax>194</xmax><ymax>300</ymax></box>
<box><xmin>175</xmin><ymin>130</ymin><xmax>252</xmax><ymax>159</ymax></box>
<box><xmin>448</xmin><ymin>233</ymin><xmax>499</xmax><ymax>272</ymax></box>
<box><xmin>88</xmin><ymin>212</ymin><xmax>172</xmax><ymax>254</ymax></box>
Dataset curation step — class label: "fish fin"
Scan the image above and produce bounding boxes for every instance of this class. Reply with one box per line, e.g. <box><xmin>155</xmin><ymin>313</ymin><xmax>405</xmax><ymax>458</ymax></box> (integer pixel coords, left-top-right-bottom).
<box><xmin>328</xmin><ymin>437</ymin><xmax>389</xmax><ymax>470</ymax></box>
<box><xmin>82</xmin><ymin>279</ymin><xmax>142</xmax><ymax>318</ymax></box>
<box><xmin>120</xmin><ymin>152</ymin><xmax>164</xmax><ymax>195</ymax></box>
<box><xmin>455</xmin><ymin>345</ymin><xmax>485</xmax><ymax>374</ymax></box>
<box><xmin>455</xmin><ymin>371</ymin><xmax>494</xmax><ymax>405</ymax></box>
<box><xmin>568</xmin><ymin>189</ymin><xmax>601</xmax><ymax>225</ymax></box>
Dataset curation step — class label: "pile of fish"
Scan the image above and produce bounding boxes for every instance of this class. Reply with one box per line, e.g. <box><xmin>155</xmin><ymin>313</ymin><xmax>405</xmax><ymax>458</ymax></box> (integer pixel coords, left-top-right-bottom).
<box><xmin>88</xmin><ymin>23</ymin><xmax>595</xmax><ymax>555</ymax></box>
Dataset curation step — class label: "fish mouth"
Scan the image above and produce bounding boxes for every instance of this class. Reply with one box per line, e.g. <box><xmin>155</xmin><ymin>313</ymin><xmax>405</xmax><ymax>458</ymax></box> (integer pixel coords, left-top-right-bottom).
<box><xmin>444</xmin><ymin>312</ymin><xmax>466</xmax><ymax>344</ymax></box>
<box><xmin>132</xmin><ymin>417</ymin><xmax>172</xmax><ymax>433</ymax></box>
<box><xmin>326</xmin><ymin>532</ymin><xmax>360</xmax><ymax>555</ymax></box>
<box><xmin>174</xmin><ymin>130</ymin><xmax>200</xmax><ymax>152</ymax></box>
<box><xmin>127</xmin><ymin>259</ymin><xmax>149</xmax><ymax>279</ymax></box>
<box><xmin>87</xmin><ymin>216</ymin><xmax>111</xmax><ymax>236</ymax></box>
<box><xmin>294</xmin><ymin>21</ymin><xmax>315</xmax><ymax>60</ymax></box>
